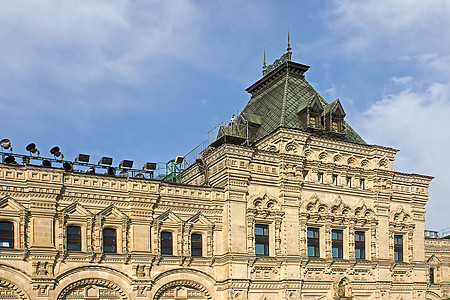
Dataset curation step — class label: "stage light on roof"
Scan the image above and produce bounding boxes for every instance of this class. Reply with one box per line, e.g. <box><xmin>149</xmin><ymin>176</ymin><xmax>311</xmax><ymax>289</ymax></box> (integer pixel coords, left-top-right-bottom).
<box><xmin>99</xmin><ymin>157</ymin><xmax>113</xmax><ymax>165</ymax></box>
<box><xmin>75</xmin><ymin>154</ymin><xmax>90</xmax><ymax>163</ymax></box>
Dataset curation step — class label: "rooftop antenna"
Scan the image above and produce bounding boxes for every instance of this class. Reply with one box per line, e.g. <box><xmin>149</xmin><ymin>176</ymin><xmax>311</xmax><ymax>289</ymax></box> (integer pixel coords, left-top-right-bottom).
<box><xmin>287</xmin><ymin>31</ymin><xmax>292</xmax><ymax>60</ymax></box>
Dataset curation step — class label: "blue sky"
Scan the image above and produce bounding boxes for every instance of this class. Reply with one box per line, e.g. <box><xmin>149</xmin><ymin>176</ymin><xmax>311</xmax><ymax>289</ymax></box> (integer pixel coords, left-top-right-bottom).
<box><xmin>1</xmin><ymin>0</ymin><xmax>449</xmax><ymax>230</ymax></box>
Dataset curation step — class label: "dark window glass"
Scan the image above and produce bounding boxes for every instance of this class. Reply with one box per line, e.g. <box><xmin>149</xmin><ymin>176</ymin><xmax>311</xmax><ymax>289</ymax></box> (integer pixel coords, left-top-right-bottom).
<box><xmin>0</xmin><ymin>222</ymin><xmax>14</xmax><ymax>248</ymax></box>
<box><xmin>67</xmin><ymin>226</ymin><xmax>81</xmax><ymax>251</ymax></box>
<box><xmin>255</xmin><ymin>224</ymin><xmax>269</xmax><ymax>256</ymax></box>
<box><xmin>332</xmin><ymin>229</ymin><xmax>343</xmax><ymax>258</ymax></box>
<box><xmin>103</xmin><ymin>228</ymin><xmax>117</xmax><ymax>253</ymax></box>
<box><xmin>307</xmin><ymin>228</ymin><xmax>320</xmax><ymax>257</ymax></box>
<box><xmin>355</xmin><ymin>231</ymin><xmax>365</xmax><ymax>259</ymax></box>
<box><xmin>161</xmin><ymin>231</ymin><xmax>173</xmax><ymax>255</ymax></box>
<box><xmin>317</xmin><ymin>173</ymin><xmax>323</xmax><ymax>183</ymax></box>
<box><xmin>191</xmin><ymin>234</ymin><xmax>202</xmax><ymax>257</ymax></box>
<box><xmin>332</xmin><ymin>175</ymin><xmax>338</xmax><ymax>185</ymax></box>
<box><xmin>429</xmin><ymin>268</ymin><xmax>435</xmax><ymax>284</ymax></box>
<box><xmin>346</xmin><ymin>177</ymin><xmax>352</xmax><ymax>187</ymax></box>
<box><xmin>360</xmin><ymin>179</ymin><xmax>365</xmax><ymax>189</ymax></box>
<box><xmin>394</xmin><ymin>235</ymin><xmax>403</xmax><ymax>262</ymax></box>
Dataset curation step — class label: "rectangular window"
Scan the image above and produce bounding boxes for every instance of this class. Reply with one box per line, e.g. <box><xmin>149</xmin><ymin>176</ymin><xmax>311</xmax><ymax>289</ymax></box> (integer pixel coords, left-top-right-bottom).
<box><xmin>429</xmin><ymin>268</ymin><xmax>435</xmax><ymax>284</ymax></box>
<box><xmin>161</xmin><ymin>231</ymin><xmax>173</xmax><ymax>255</ymax></box>
<box><xmin>394</xmin><ymin>235</ymin><xmax>403</xmax><ymax>262</ymax></box>
<box><xmin>360</xmin><ymin>179</ymin><xmax>365</xmax><ymax>189</ymax></box>
<box><xmin>67</xmin><ymin>226</ymin><xmax>81</xmax><ymax>251</ymax></box>
<box><xmin>0</xmin><ymin>222</ymin><xmax>14</xmax><ymax>248</ymax></box>
<box><xmin>103</xmin><ymin>228</ymin><xmax>117</xmax><ymax>253</ymax></box>
<box><xmin>310</xmin><ymin>116</ymin><xmax>316</xmax><ymax>127</ymax></box>
<box><xmin>307</xmin><ymin>228</ymin><xmax>320</xmax><ymax>257</ymax></box>
<box><xmin>346</xmin><ymin>177</ymin><xmax>352</xmax><ymax>187</ymax></box>
<box><xmin>355</xmin><ymin>231</ymin><xmax>365</xmax><ymax>259</ymax></box>
<box><xmin>332</xmin><ymin>121</ymin><xmax>339</xmax><ymax>132</ymax></box>
<box><xmin>255</xmin><ymin>224</ymin><xmax>269</xmax><ymax>256</ymax></box>
<box><xmin>332</xmin><ymin>229</ymin><xmax>343</xmax><ymax>258</ymax></box>
<box><xmin>317</xmin><ymin>173</ymin><xmax>323</xmax><ymax>183</ymax></box>
<box><xmin>332</xmin><ymin>175</ymin><xmax>338</xmax><ymax>185</ymax></box>
<box><xmin>191</xmin><ymin>234</ymin><xmax>202</xmax><ymax>257</ymax></box>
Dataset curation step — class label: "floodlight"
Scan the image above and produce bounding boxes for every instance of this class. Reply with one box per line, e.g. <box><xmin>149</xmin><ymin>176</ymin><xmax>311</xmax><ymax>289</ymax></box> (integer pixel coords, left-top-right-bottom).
<box><xmin>104</xmin><ymin>167</ymin><xmax>115</xmax><ymax>176</ymax></box>
<box><xmin>135</xmin><ymin>173</ymin><xmax>145</xmax><ymax>179</ymax></box>
<box><xmin>5</xmin><ymin>155</ymin><xmax>16</xmax><ymax>164</ymax></box>
<box><xmin>75</xmin><ymin>154</ymin><xmax>90</xmax><ymax>163</ymax></box>
<box><xmin>98</xmin><ymin>157</ymin><xmax>113</xmax><ymax>165</ymax></box>
<box><xmin>42</xmin><ymin>160</ymin><xmax>52</xmax><ymax>167</ymax></box>
<box><xmin>62</xmin><ymin>162</ymin><xmax>73</xmax><ymax>171</ymax></box>
<box><xmin>0</xmin><ymin>139</ymin><xmax>11</xmax><ymax>150</ymax></box>
<box><xmin>119</xmin><ymin>160</ymin><xmax>133</xmax><ymax>169</ymax></box>
<box><xmin>119</xmin><ymin>170</ymin><xmax>129</xmax><ymax>177</ymax></box>
<box><xmin>50</xmin><ymin>146</ymin><xmax>63</xmax><ymax>158</ymax></box>
<box><xmin>143</xmin><ymin>162</ymin><xmax>157</xmax><ymax>170</ymax></box>
<box><xmin>26</xmin><ymin>143</ymin><xmax>39</xmax><ymax>155</ymax></box>
<box><xmin>86</xmin><ymin>167</ymin><xmax>95</xmax><ymax>173</ymax></box>
<box><xmin>174</xmin><ymin>156</ymin><xmax>184</xmax><ymax>164</ymax></box>
<box><xmin>21</xmin><ymin>156</ymin><xmax>30</xmax><ymax>165</ymax></box>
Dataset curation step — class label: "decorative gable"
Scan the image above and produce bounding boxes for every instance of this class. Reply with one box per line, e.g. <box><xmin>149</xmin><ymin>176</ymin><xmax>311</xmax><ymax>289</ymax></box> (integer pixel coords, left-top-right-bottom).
<box><xmin>62</xmin><ymin>202</ymin><xmax>92</xmax><ymax>219</ymax></box>
<box><xmin>0</xmin><ymin>195</ymin><xmax>25</xmax><ymax>212</ymax></box>
<box><xmin>157</xmin><ymin>210</ymin><xmax>182</xmax><ymax>224</ymax></box>
<box><xmin>187</xmin><ymin>213</ymin><xmax>213</xmax><ymax>226</ymax></box>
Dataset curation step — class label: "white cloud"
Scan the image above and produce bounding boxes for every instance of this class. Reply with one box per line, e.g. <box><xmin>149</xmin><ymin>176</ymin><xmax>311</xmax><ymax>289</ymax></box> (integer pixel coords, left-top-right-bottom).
<box><xmin>391</xmin><ymin>76</ymin><xmax>413</xmax><ymax>85</ymax></box>
<box><xmin>325</xmin><ymin>0</ymin><xmax>450</xmax><ymax>60</ymax></box>
<box><xmin>357</xmin><ymin>81</ymin><xmax>450</xmax><ymax>230</ymax></box>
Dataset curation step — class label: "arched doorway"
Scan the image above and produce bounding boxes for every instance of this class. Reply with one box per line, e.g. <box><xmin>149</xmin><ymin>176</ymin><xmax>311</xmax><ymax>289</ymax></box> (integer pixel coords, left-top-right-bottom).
<box><xmin>153</xmin><ymin>280</ymin><xmax>211</xmax><ymax>300</ymax></box>
<box><xmin>57</xmin><ymin>278</ymin><xmax>128</xmax><ymax>300</ymax></box>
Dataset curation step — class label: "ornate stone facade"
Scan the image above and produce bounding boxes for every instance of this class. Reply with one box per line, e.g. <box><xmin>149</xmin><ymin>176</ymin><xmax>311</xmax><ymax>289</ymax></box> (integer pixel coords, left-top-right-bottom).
<box><xmin>0</xmin><ymin>50</ymin><xmax>448</xmax><ymax>299</ymax></box>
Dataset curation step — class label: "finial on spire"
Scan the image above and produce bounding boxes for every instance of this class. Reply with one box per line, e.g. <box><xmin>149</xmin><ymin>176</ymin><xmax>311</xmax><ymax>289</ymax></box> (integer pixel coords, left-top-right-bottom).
<box><xmin>287</xmin><ymin>31</ymin><xmax>292</xmax><ymax>60</ymax></box>
<box><xmin>263</xmin><ymin>49</ymin><xmax>267</xmax><ymax>68</ymax></box>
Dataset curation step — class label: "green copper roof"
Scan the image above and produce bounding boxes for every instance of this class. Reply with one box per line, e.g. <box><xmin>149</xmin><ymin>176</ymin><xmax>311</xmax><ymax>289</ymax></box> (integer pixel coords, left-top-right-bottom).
<box><xmin>239</xmin><ymin>61</ymin><xmax>366</xmax><ymax>145</ymax></box>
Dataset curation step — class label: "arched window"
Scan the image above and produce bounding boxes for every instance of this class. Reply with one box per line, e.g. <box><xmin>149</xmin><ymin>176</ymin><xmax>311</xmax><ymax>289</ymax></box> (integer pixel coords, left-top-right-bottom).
<box><xmin>191</xmin><ymin>234</ymin><xmax>202</xmax><ymax>257</ymax></box>
<box><xmin>103</xmin><ymin>228</ymin><xmax>117</xmax><ymax>253</ymax></box>
<box><xmin>0</xmin><ymin>222</ymin><xmax>14</xmax><ymax>248</ymax></box>
<box><xmin>160</xmin><ymin>231</ymin><xmax>173</xmax><ymax>255</ymax></box>
<box><xmin>67</xmin><ymin>225</ymin><xmax>81</xmax><ymax>251</ymax></box>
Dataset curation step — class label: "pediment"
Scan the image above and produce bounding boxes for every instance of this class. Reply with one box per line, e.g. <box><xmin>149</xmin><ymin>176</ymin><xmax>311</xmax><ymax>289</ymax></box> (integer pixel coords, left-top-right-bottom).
<box><xmin>187</xmin><ymin>213</ymin><xmax>213</xmax><ymax>226</ymax></box>
<box><xmin>0</xmin><ymin>196</ymin><xmax>25</xmax><ymax>211</ymax></box>
<box><xmin>331</xmin><ymin>99</ymin><xmax>346</xmax><ymax>116</ymax></box>
<box><xmin>98</xmin><ymin>205</ymin><xmax>128</xmax><ymax>220</ymax></box>
<box><xmin>157</xmin><ymin>210</ymin><xmax>182</xmax><ymax>223</ymax></box>
<box><xmin>308</xmin><ymin>95</ymin><xmax>324</xmax><ymax>112</ymax></box>
<box><xmin>427</xmin><ymin>254</ymin><xmax>442</xmax><ymax>264</ymax></box>
<box><xmin>62</xmin><ymin>202</ymin><xmax>92</xmax><ymax>217</ymax></box>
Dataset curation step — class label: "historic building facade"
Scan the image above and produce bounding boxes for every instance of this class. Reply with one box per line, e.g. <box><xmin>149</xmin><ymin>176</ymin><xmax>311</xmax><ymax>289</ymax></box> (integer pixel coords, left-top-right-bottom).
<box><xmin>0</xmin><ymin>46</ymin><xmax>448</xmax><ymax>299</ymax></box>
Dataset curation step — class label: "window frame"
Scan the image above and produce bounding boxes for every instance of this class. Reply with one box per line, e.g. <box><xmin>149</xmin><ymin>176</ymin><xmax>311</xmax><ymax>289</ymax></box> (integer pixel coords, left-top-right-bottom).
<box><xmin>0</xmin><ymin>221</ymin><xmax>14</xmax><ymax>249</ymax></box>
<box><xmin>394</xmin><ymin>234</ymin><xmax>403</xmax><ymax>262</ymax></box>
<box><xmin>354</xmin><ymin>231</ymin><xmax>365</xmax><ymax>260</ymax></box>
<box><xmin>317</xmin><ymin>173</ymin><xmax>323</xmax><ymax>183</ymax></box>
<box><xmin>66</xmin><ymin>225</ymin><xmax>82</xmax><ymax>252</ymax></box>
<box><xmin>307</xmin><ymin>227</ymin><xmax>320</xmax><ymax>257</ymax></box>
<box><xmin>332</xmin><ymin>229</ymin><xmax>344</xmax><ymax>259</ymax></box>
<box><xmin>346</xmin><ymin>176</ymin><xmax>352</xmax><ymax>187</ymax></box>
<box><xmin>332</xmin><ymin>175</ymin><xmax>338</xmax><ymax>186</ymax></box>
<box><xmin>103</xmin><ymin>227</ymin><xmax>117</xmax><ymax>253</ymax></box>
<box><xmin>160</xmin><ymin>231</ymin><xmax>173</xmax><ymax>256</ymax></box>
<box><xmin>255</xmin><ymin>224</ymin><xmax>269</xmax><ymax>256</ymax></box>
<box><xmin>360</xmin><ymin>179</ymin><xmax>365</xmax><ymax>189</ymax></box>
<box><xmin>429</xmin><ymin>267</ymin><xmax>435</xmax><ymax>284</ymax></box>
<box><xmin>191</xmin><ymin>233</ymin><xmax>202</xmax><ymax>257</ymax></box>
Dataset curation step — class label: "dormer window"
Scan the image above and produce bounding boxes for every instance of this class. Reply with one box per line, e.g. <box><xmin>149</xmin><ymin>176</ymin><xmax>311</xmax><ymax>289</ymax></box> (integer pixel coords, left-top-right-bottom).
<box><xmin>310</xmin><ymin>116</ymin><xmax>317</xmax><ymax>128</ymax></box>
<box><xmin>332</xmin><ymin>121</ymin><xmax>339</xmax><ymax>132</ymax></box>
<box><xmin>323</xmin><ymin>100</ymin><xmax>346</xmax><ymax>133</ymax></box>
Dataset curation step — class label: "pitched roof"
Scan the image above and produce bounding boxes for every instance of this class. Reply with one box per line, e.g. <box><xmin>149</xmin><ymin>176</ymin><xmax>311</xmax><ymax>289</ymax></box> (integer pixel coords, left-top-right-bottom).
<box><xmin>239</xmin><ymin>60</ymin><xmax>366</xmax><ymax>145</ymax></box>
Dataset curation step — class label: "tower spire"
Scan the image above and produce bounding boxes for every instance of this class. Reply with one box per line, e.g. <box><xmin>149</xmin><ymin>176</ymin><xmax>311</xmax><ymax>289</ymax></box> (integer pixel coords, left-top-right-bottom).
<box><xmin>287</xmin><ymin>31</ymin><xmax>292</xmax><ymax>60</ymax></box>
<box><xmin>262</xmin><ymin>49</ymin><xmax>267</xmax><ymax>75</ymax></box>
